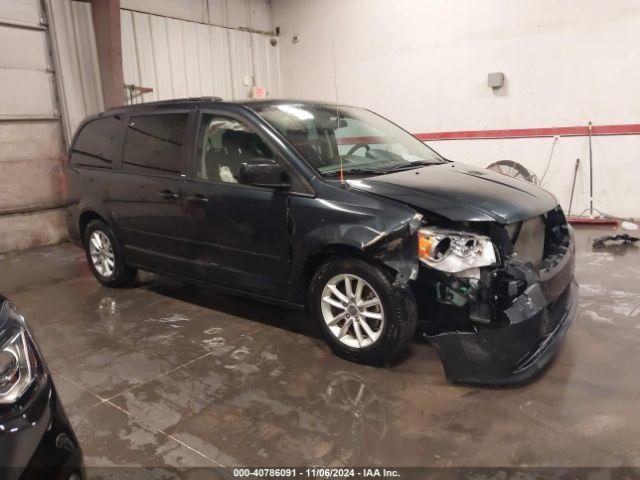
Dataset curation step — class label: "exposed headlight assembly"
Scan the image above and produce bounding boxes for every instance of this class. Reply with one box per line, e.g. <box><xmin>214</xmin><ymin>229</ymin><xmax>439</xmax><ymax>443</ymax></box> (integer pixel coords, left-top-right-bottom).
<box><xmin>0</xmin><ymin>301</ymin><xmax>38</xmax><ymax>404</ymax></box>
<box><xmin>418</xmin><ymin>227</ymin><xmax>497</xmax><ymax>273</ymax></box>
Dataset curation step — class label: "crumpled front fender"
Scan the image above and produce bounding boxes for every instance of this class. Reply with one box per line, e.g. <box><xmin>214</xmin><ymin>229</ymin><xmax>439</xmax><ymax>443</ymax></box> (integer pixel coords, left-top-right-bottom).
<box><xmin>289</xmin><ymin>191</ymin><xmax>423</xmax><ymax>302</ymax></box>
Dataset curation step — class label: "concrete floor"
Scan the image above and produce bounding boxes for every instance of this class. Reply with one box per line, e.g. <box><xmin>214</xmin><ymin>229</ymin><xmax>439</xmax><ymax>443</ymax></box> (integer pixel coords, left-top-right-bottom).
<box><xmin>1</xmin><ymin>227</ymin><xmax>639</xmax><ymax>472</ymax></box>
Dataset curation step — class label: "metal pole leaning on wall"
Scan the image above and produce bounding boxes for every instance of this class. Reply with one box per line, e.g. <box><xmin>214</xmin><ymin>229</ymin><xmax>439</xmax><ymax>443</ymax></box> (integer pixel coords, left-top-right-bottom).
<box><xmin>588</xmin><ymin>121</ymin><xmax>594</xmax><ymax>218</ymax></box>
<box><xmin>568</xmin><ymin>158</ymin><xmax>580</xmax><ymax>217</ymax></box>
<box><xmin>569</xmin><ymin>122</ymin><xmax>612</xmax><ymax>224</ymax></box>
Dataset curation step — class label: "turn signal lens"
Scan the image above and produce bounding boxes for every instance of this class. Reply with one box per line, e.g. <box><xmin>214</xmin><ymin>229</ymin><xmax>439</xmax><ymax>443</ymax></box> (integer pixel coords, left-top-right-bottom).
<box><xmin>418</xmin><ymin>233</ymin><xmax>451</xmax><ymax>262</ymax></box>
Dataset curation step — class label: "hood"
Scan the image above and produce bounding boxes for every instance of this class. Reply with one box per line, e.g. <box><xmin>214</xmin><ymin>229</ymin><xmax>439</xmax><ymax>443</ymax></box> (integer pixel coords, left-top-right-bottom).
<box><xmin>348</xmin><ymin>162</ymin><xmax>557</xmax><ymax>224</ymax></box>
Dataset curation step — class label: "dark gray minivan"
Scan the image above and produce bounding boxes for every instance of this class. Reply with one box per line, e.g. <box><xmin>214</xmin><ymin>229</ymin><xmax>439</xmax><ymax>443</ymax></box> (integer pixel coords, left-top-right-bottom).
<box><xmin>65</xmin><ymin>98</ymin><xmax>577</xmax><ymax>385</ymax></box>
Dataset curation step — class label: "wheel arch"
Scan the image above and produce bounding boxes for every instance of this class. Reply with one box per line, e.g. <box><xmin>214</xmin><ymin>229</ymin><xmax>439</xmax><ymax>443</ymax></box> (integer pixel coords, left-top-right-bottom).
<box><xmin>305</xmin><ymin>243</ymin><xmax>418</xmax><ymax>365</ymax></box>
<box><xmin>78</xmin><ymin>210</ymin><xmax>108</xmax><ymax>246</ymax></box>
<box><xmin>302</xmin><ymin>243</ymin><xmax>397</xmax><ymax>304</ymax></box>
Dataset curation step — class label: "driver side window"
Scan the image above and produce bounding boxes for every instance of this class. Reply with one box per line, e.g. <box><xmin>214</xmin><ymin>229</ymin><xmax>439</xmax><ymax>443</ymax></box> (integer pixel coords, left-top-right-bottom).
<box><xmin>196</xmin><ymin>114</ymin><xmax>274</xmax><ymax>184</ymax></box>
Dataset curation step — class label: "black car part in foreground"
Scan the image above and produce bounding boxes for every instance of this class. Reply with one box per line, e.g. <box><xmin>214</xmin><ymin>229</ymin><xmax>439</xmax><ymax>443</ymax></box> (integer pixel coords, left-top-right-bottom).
<box><xmin>0</xmin><ymin>297</ymin><xmax>84</xmax><ymax>480</ymax></box>
<box><xmin>64</xmin><ymin>98</ymin><xmax>577</xmax><ymax>385</ymax></box>
<box><xmin>592</xmin><ymin>233</ymin><xmax>639</xmax><ymax>249</ymax></box>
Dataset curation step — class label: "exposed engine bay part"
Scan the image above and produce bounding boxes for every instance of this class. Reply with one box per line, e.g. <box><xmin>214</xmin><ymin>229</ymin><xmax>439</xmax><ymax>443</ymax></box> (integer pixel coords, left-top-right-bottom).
<box><xmin>508</xmin><ymin>216</ymin><xmax>546</xmax><ymax>268</ymax></box>
<box><xmin>592</xmin><ymin>234</ymin><xmax>639</xmax><ymax>249</ymax></box>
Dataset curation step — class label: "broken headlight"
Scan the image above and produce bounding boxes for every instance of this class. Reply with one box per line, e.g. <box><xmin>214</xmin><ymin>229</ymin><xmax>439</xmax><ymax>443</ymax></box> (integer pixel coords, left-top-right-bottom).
<box><xmin>418</xmin><ymin>227</ymin><xmax>497</xmax><ymax>273</ymax></box>
<box><xmin>0</xmin><ymin>301</ymin><xmax>38</xmax><ymax>404</ymax></box>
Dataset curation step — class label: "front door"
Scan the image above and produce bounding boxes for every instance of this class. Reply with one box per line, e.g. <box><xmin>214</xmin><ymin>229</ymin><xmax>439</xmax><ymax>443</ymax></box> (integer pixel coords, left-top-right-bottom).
<box><xmin>109</xmin><ymin>111</ymin><xmax>193</xmax><ymax>275</ymax></box>
<box><xmin>181</xmin><ymin>112</ymin><xmax>290</xmax><ymax>297</ymax></box>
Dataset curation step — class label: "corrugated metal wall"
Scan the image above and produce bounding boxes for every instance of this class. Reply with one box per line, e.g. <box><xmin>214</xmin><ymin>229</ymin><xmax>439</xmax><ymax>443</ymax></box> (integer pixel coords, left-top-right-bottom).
<box><xmin>0</xmin><ymin>0</ymin><xmax>68</xmax><ymax>253</ymax></box>
<box><xmin>121</xmin><ymin>0</ymin><xmax>274</xmax><ymax>32</ymax></box>
<box><xmin>120</xmin><ymin>8</ymin><xmax>280</xmax><ymax>105</ymax></box>
<box><xmin>50</xmin><ymin>0</ymin><xmax>280</xmax><ymax>144</ymax></box>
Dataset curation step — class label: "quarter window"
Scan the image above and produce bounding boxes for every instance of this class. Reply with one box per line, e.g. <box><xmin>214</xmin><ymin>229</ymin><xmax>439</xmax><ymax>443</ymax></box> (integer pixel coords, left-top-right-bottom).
<box><xmin>195</xmin><ymin>114</ymin><xmax>274</xmax><ymax>184</ymax></box>
<box><xmin>123</xmin><ymin>114</ymin><xmax>188</xmax><ymax>177</ymax></box>
<box><xmin>71</xmin><ymin>116</ymin><xmax>123</xmax><ymax>169</ymax></box>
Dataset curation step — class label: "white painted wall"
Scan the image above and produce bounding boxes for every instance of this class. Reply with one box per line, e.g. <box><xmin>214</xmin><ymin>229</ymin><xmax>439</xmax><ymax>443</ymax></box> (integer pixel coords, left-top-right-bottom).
<box><xmin>272</xmin><ymin>0</ymin><xmax>640</xmax><ymax>218</ymax></box>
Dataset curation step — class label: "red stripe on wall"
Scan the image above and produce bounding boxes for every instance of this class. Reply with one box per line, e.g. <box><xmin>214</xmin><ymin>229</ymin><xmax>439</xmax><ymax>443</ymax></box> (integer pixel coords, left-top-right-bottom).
<box><xmin>414</xmin><ymin>123</ymin><xmax>640</xmax><ymax>141</ymax></box>
<box><xmin>336</xmin><ymin>135</ymin><xmax>386</xmax><ymax>145</ymax></box>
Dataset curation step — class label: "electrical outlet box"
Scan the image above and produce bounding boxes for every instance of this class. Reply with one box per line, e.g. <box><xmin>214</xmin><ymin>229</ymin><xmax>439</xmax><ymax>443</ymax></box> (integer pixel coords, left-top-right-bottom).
<box><xmin>487</xmin><ymin>72</ymin><xmax>505</xmax><ymax>89</ymax></box>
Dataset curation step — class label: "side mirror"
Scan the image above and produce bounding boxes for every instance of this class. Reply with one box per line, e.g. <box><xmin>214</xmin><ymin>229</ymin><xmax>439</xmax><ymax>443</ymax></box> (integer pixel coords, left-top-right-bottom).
<box><xmin>239</xmin><ymin>159</ymin><xmax>290</xmax><ymax>189</ymax></box>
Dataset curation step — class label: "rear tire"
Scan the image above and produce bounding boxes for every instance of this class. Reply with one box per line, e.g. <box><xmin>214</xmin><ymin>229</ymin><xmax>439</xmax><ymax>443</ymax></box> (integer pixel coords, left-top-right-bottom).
<box><xmin>309</xmin><ymin>256</ymin><xmax>416</xmax><ymax>366</ymax></box>
<box><xmin>83</xmin><ymin>219</ymin><xmax>137</xmax><ymax>287</ymax></box>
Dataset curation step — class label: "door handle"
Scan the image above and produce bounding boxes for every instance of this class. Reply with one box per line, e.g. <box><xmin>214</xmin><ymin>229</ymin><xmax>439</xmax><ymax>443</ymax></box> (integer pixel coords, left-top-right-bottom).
<box><xmin>186</xmin><ymin>193</ymin><xmax>209</xmax><ymax>204</ymax></box>
<box><xmin>158</xmin><ymin>189</ymin><xmax>180</xmax><ymax>200</ymax></box>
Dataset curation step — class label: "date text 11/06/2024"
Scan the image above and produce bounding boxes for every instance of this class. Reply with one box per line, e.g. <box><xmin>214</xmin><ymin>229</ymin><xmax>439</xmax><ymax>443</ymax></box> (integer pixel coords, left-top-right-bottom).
<box><xmin>233</xmin><ymin>468</ymin><xmax>401</xmax><ymax>478</ymax></box>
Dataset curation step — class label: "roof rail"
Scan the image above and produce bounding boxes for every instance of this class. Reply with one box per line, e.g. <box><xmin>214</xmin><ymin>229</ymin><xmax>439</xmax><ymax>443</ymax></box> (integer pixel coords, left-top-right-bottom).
<box><xmin>113</xmin><ymin>96</ymin><xmax>224</xmax><ymax>109</ymax></box>
<box><xmin>157</xmin><ymin>96</ymin><xmax>224</xmax><ymax>103</ymax></box>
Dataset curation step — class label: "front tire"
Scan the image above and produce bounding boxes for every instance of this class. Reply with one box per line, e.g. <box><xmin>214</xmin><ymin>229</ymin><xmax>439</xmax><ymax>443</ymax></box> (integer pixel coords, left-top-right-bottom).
<box><xmin>83</xmin><ymin>219</ymin><xmax>137</xmax><ymax>287</ymax></box>
<box><xmin>309</xmin><ymin>256</ymin><xmax>417</xmax><ymax>366</ymax></box>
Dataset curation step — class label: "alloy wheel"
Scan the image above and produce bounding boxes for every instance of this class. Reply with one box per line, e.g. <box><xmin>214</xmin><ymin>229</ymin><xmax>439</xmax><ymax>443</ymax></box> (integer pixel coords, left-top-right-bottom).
<box><xmin>89</xmin><ymin>230</ymin><xmax>115</xmax><ymax>277</ymax></box>
<box><xmin>320</xmin><ymin>274</ymin><xmax>385</xmax><ymax>349</ymax></box>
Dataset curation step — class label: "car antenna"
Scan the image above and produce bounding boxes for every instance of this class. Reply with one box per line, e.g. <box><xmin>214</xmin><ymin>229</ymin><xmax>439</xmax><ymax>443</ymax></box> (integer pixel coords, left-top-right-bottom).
<box><xmin>331</xmin><ymin>42</ymin><xmax>345</xmax><ymax>186</ymax></box>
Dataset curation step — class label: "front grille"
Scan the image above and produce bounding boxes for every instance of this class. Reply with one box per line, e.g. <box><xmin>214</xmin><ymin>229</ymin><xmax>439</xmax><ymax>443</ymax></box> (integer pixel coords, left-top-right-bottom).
<box><xmin>541</xmin><ymin>284</ymin><xmax>571</xmax><ymax>337</ymax></box>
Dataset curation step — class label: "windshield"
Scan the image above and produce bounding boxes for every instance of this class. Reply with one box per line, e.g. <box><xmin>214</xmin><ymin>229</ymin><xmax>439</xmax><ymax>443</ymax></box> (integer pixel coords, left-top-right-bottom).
<box><xmin>252</xmin><ymin>103</ymin><xmax>446</xmax><ymax>178</ymax></box>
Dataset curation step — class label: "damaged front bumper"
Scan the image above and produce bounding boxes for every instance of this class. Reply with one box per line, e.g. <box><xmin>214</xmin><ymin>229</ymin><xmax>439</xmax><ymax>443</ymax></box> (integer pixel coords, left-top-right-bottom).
<box><xmin>428</xmin><ymin>280</ymin><xmax>577</xmax><ymax>385</ymax></box>
<box><xmin>423</xmin><ymin>233</ymin><xmax>578</xmax><ymax>386</ymax></box>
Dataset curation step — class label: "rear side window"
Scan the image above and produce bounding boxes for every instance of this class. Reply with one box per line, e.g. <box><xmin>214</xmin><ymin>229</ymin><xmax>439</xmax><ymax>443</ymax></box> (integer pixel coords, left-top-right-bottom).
<box><xmin>122</xmin><ymin>114</ymin><xmax>188</xmax><ymax>177</ymax></box>
<box><xmin>71</xmin><ymin>116</ymin><xmax>123</xmax><ymax>169</ymax></box>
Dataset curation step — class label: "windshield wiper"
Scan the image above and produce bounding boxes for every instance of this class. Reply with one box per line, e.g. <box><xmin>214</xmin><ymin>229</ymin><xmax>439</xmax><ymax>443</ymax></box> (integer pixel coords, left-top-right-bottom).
<box><xmin>324</xmin><ymin>168</ymin><xmax>384</xmax><ymax>177</ymax></box>
<box><xmin>382</xmin><ymin>161</ymin><xmax>439</xmax><ymax>173</ymax></box>
<box><xmin>324</xmin><ymin>162</ymin><xmax>437</xmax><ymax>178</ymax></box>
